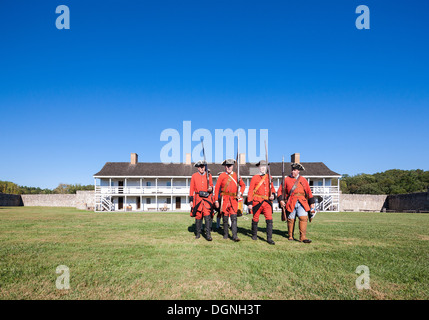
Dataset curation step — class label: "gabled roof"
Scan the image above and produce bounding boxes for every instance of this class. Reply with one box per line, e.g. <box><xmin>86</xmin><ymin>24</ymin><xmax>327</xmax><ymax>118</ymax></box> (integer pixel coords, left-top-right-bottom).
<box><xmin>94</xmin><ymin>162</ymin><xmax>340</xmax><ymax>177</ymax></box>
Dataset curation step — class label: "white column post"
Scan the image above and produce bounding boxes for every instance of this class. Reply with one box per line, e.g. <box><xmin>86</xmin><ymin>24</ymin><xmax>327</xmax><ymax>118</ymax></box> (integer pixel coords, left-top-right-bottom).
<box><xmin>338</xmin><ymin>178</ymin><xmax>340</xmax><ymax>212</ymax></box>
<box><xmin>186</xmin><ymin>178</ymin><xmax>189</xmax><ymax>207</ymax></box>
<box><xmin>94</xmin><ymin>178</ymin><xmax>97</xmax><ymax>211</ymax></box>
<box><xmin>171</xmin><ymin>178</ymin><xmax>174</xmax><ymax>210</ymax></box>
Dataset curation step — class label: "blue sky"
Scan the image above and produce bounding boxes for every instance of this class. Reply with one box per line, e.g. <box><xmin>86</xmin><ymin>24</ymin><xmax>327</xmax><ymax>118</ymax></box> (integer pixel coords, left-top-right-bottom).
<box><xmin>1</xmin><ymin>0</ymin><xmax>428</xmax><ymax>189</ymax></box>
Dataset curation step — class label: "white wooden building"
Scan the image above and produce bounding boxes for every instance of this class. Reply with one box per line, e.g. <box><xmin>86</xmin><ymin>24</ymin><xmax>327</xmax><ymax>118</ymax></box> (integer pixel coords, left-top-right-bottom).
<box><xmin>93</xmin><ymin>153</ymin><xmax>341</xmax><ymax>212</ymax></box>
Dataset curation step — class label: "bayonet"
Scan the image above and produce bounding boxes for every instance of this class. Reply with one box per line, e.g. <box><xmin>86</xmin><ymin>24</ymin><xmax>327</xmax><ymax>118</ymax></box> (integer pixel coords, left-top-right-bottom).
<box><xmin>264</xmin><ymin>140</ymin><xmax>272</xmax><ymax>200</ymax></box>
<box><xmin>200</xmin><ymin>138</ymin><xmax>210</xmax><ymax>192</ymax></box>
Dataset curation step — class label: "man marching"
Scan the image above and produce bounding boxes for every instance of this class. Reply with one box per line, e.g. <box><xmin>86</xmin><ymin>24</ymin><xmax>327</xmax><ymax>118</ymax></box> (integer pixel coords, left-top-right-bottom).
<box><xmin>189</xmin><ymin>160</ymin><xmax>214</xmax><ymax>241</ymax></box>
<box><xmin>247</xmin><ymin>160</ymin><xmax>276</xmax><ymax>245</ymax></box>
<box><xmin>214</xmin><ymin>159</ymin><xmax>246</xmax><ymax>242</ymax></box>
<box><xmin>277</xmin><ymin>163</ymin><xmax>316</xmax><ymax>243</ymax></box>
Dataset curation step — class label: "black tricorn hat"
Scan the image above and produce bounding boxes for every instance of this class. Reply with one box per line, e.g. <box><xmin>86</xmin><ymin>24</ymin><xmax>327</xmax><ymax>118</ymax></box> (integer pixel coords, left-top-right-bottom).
<box><xmin>194</xmin><ymin>160</ymin><xmax>207</xmax><ymax>167</ymax></box>
<box><xmin>256</xmin><ymin>160</ymin><xmax>269</xmax><ymax>166</ymax></box>
<box><xmin>221</xmin><ymin>159</ymin><xmax>236</xmax><ymax>166</ymax></box>
<box><xmin>291</xmin><ymin>162</ymin><xmax>305</xmax><ymax>171</ymax></box>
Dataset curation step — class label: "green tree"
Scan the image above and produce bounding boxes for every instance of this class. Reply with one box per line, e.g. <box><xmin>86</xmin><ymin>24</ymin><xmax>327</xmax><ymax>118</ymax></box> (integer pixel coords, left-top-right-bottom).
<box><xmin>340</xmin><ymin>169</ymin><xmax>429</xmax><ymax>195</ymax></box>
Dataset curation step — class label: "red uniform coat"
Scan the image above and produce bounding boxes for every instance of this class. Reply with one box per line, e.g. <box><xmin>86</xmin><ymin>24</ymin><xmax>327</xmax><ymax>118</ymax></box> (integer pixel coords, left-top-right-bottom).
<box><xmin>189</xmin><ymin>171</ymin><xmax>214</xmax><ymax>217</ymax></box>
<box><xmin>214</xmin><ymin>172</ymin><xmax>245</xmax><ymax>215</ymax></box>
<box><xmin>247</xmin><ymin>174</ymin><xmax>276</xmax><ymax>204</ymax></box>
<box><xmin>248</xmin><ymin>173</ymin><xmax>276</xmax><ymax>222</ymax></box>
<box><xmin>277</xmin><ymin>175</ymin><xmax>313</xmax><ymax>212</ymax></box>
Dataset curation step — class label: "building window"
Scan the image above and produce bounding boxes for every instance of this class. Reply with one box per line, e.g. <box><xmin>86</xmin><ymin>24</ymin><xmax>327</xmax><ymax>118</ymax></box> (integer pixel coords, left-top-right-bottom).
<box><xmin>146</xmin><ymin>198</ymin><xmax>151</xmax><ymax>204</ymax></box>
<box><xmin>166</xmin><ymin>198</ymin><xmax>171</xmax><ymax>204</ymax></box>
<box><xmin>166</xmin><ymin>181</ymin><xmax>171</xmax><ymax>187</ymax></box>
<box><xmin>146</xmin><ymin>182</ymin><xmax>151</xmax><ymax>187</ymax></box>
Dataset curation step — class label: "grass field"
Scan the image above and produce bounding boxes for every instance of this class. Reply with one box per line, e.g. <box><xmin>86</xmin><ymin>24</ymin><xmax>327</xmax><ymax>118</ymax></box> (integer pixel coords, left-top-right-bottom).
<box><xmin>0</xmin><ymin>206</ymin><xmax>428</xmax><ymax>300</ymax></box>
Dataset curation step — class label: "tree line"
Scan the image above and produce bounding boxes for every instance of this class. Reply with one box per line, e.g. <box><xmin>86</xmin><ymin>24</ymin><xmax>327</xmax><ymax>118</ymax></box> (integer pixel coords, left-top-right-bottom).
<box><xmin>0</xmin><ymin>181</ymin><xmax>93</xmax><ymax>195</ymax></box>
<box><xmin>340</xmin><ymin>169</ymin><xmax>429</xmax><ymax>195</ymax></box>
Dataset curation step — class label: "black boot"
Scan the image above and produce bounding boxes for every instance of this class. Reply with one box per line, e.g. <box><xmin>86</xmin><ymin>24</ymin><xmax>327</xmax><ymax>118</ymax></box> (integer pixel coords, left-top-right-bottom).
<box><xmin>223</xmin><ymin>216</ymin><xmax>229</xmax><ymax>239</ymax></box>
<box><xmin>204</xmin><ymin>216</ymin><xmax>212</xmax><ymax>241</ymax></box>
<box><xmin>209</xmin><ymin>215</ymin><xmax>213</xmax><ymax>231</ymax></box>
<box><xmin>195</xmin><ymin>219</ymin><xmax>202</xmax><ymax>239</ymax></box>
<box><xmin>231</xmin><ymin>214</ymin><xmax>240</xmax><ymax>242</ymax></box>
<box><xmin>251</xmin><ymin>221</ymin><xmax>258</xmax><ymax>240</ymax></box>
<box><xmin>266</xmin><ymin>219</ymin><xmax>275</xmax><ymax>245</ymax></box>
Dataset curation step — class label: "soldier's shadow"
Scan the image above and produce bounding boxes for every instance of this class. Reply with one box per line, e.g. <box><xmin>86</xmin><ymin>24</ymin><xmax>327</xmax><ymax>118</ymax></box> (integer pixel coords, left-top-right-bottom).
<box><xmin>188</xmin><ymin>221</ymin><xmax>289</xmax><ymax>240</ymax></box>
<box><xmin>187</xmin><ymin>223</ymin><xmax>196</xmax><ymax>234</ymax></box>
<box><xmin>187</xmin><ymin>222</ymin><xmax>214</xmax><ymax>237</ymax></box>
<box><xmin>214</xmin><ymin>225</ymin><xmax>289</xmax><ymax>240</ymax></box>
<box><xmin>251</xmin><ymin>226</ymin><xmax>289</xmax><ymax>240</ymax></box>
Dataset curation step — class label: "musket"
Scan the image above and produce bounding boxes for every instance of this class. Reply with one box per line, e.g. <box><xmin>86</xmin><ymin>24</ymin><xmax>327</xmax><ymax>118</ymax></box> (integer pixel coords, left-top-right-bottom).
<box><xmin>281</xmin><ymin>155</ymin><xmax>287</xmax><ymax>221</ymax></box>
<box><xmin>236</xmin><ymin>136</ymin><xmax>243</xmax><ymax>216</ymax></box>
<box><xmin>201</xmin><ymin>138</ymin><xmax>215</xmax><ymax>220</ymax></box>
<box><xmin>264</xmin><ymin>140</ymin><xmax>272</xmax><ymax>201</ymax></box>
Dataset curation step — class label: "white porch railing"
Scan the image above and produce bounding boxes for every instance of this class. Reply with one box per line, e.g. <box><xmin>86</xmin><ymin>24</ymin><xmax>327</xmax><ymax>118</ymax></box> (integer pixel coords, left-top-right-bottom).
<box><xmin>310</xmin><ymin>186</ymin><xmax>340</xmax><ymax>194</ymax></box>
<box><xmin>95</xmin><ymin>185</ymin><xmax>340</xmax><ymax>196</ymax></box>
<box><xmin>95</xmin><ymin>186</ymin><xmax>190</xmax><ymax>195</ymax></box>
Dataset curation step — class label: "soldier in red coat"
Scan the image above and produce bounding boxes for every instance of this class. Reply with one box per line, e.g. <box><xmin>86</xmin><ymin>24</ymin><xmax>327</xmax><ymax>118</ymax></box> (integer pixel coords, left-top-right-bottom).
<box><xmin>277</xmin><ymin>163</ymin><xmax>316</xmax><ymax>243</ymax></box>
<box><xmin>247</xmin><ymin>160</ymin><xmax>276</xmax><ymax>245</ymax></box>
<box><xmin>214</xmin><ymin>159</ymin><xmax>246</xmax><ymax>242</ymax></box>
<box><xmin>189</xmin><ymin>160</ymin><xmax>214</xmax><ymax>241</ymax></box>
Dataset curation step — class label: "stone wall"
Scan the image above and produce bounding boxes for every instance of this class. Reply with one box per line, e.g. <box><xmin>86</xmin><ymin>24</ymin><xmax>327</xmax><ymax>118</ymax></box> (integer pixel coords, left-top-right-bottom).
<box><xmin>21</xmin><ymin>194</ymin><xmax>77</xmax><ymax>207</ymax></box>
<box><xmin>340</xmin><ymin>190</ymin><xmax>429</xmax><ymax>213</ymax></box>
<box><xmin>2</xmin><ymin>190</ymin><xmax>428</xmax><ymax>212</ymax></box>
<box><xmin>340</xmin><ymin>194</ymin><xmax>388</xmax><ymax>212</ymax></box>
<box><xmin>387</xmin><ymin>191</ymin><xmax>429</xmax><ymax>212</ymax></box>
<box><xmin>0</xmin><ymin>193</ymin><xmax>24</xmax><ymax>206</ymax></box>
<box><xmin>1</xmin><ymin>191</ymin><xmax>95</xmax><ymax>210</ymax></box>
<box><xmin>75</xmin><ymin>191</ymin><xmax>95</xmax><ymax>210</ymax></box>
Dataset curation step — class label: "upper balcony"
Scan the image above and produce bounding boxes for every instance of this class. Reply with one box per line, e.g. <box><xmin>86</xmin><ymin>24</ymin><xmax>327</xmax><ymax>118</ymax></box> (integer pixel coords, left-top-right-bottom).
<box><xmin>95</xmin><ymin>186</ymin><xmax>189</xmax><ymax>195</ymax></box>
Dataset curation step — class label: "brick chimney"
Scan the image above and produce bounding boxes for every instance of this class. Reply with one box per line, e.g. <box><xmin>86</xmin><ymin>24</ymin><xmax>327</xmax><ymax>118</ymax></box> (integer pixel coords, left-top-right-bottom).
<box><xmin>239</xmin><ymin>153</ymin><xmax>246</xmax><ymax>165</ymax></box>
<box><xmin>291</xmin><ymin>153</ymin><xmax>300</xmax><ymax>163</ymax></box>
<box><xmin>185</xmin><ymin>153</ymin><xmax>192</xmax><ymax>165</ymax></box>
<box><xmin>131</xmin><ymin>153</ymin><xmax>138</xmax><ymax>164</ymax></box>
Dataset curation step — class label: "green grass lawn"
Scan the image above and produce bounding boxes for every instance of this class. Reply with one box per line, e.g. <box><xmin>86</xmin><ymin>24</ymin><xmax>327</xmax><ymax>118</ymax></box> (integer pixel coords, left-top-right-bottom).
<box><xmin>0</xmin><ymin>206</ymin><xmax>428</xmax><ymax>300</ymax></box>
